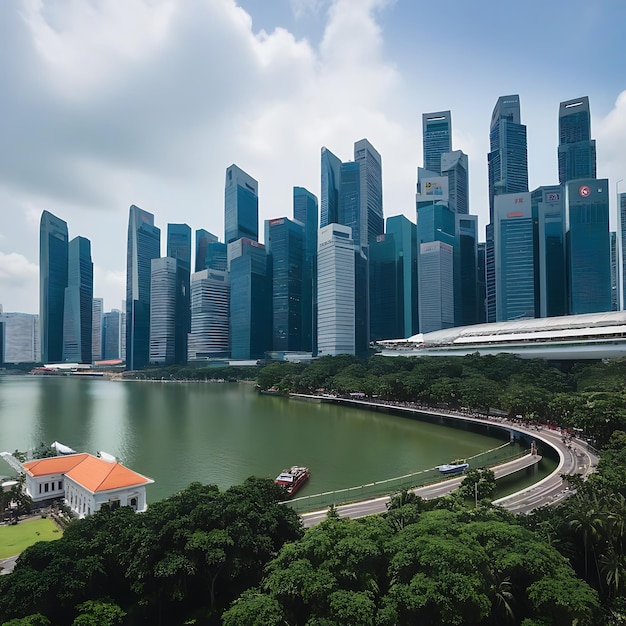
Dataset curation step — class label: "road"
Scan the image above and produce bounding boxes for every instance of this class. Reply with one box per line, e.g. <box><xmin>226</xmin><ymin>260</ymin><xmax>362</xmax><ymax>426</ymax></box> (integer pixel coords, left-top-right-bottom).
<box><xmin>300</xmin><ymin>400</ymin><xmax>598</xmax><ymax>528</ymax></box>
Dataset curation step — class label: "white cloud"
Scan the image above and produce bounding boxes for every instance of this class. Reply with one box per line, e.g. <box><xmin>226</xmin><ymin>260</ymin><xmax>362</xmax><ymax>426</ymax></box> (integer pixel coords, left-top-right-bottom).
<box><xmin>0</xmin><ymin>253</ymin><xmax>39</xmax><ymax>313</ymax></box>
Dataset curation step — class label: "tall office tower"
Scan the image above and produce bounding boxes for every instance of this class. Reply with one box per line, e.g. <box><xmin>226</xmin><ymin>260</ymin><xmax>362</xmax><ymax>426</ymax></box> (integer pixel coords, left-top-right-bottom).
<box><xmin>454</xmin><ymin>214</ymin><xmax>479</xmax><ymax>327</ymax></box>
<box><xmin>493</xmin><ymin>193</ymin><xmax>536</xmax><ymax>322</ymax></box>
<box><xmin>565</xmin><ymin>179</ymin><xmax>611</xmax><ymax>314</ymax></box>
<box><xmin>0</xmin><ymin>312</ymin><xmax>39</xmax><ymax>363</ymax></box>
<box><xmin>229</xmin><ymin>239</ymin><xmax>271</xmax><ymax>360</ymax></box>
<box><xmin>320</xmin><ymin>147</ymin><xmax>342</xmax><ymax>228</ymax></box>
<box><xmin>195</xmin><ymin>229</ymin><xmax>218</xmax><ymax>272</ymax></box>
<box><xmin>487</xmin><ymin>95</ymin><xmax>529</xmax><ymax>221</ymax></box>
<box><xmin>206</xmin><ymin>241</ymin><xmax>228</xmax><ymax>272</ymax></box>
<box><xmin>265</xmin><ymin>217</ymin><xmax>304</xmax><ymax>352</ymax></box>
<box><xmin>533</xmin><ymin>186</ymin><xmax>566</xmax><ymax>318</ymax></box>
<box><xmin>441</xmin><ymin>150</ymin><xmax>469</xmax><ymax>214</ymax></box>
<box><xmin>416</xmin><ymin>167</ymin><xmax>449</xmax><ymax>212</ymax></box>
<box><xmin>354</xmin><ymin>247</ymin><xmax>370</xmax><ymax>357</ymax></box>
<box><xmin>418</xmin><ymin>241</ymin><xmax>454</xmax><ymax>333</ymax></box>
<box><xmin>120</xmin><ymin>302</ymin><xmax>126</xmax><ymax>362</ymax></box>
<box><xmin>149</xmin><ymin>257</ymin><xmax>177</xmax><ymax>365</ymax></box>
<box><xmin>620</xmin><ymin>193</ymin><xmax>626</xmax><ymax>310</ymax></box>
<box><xmin>487</xmin><ymin>95</ymin><xmax>529</xmax><ymax>322</ymax></box>
<box><xmin>354</xmin><ymin>138</ymin><xmax>383</xmax><ymax>248</ymax></box>
<box><xmin>417</xmin><ymin>203</ymin><xmax>455</xmax><ymax>333</ymax></box>
<box><xmin>558</xmin><ymin>96</ymin><xmax>596</xmax><ymax>185</ymax></box>
<box><xmin>476</xmin><ymin>242</ymin><xmax>486</xmax><ymax>323</ymax></box>
<box><xmin>102</xmin><ymin>310</ymin><xmax>122</xmax><ymax>360</ymax></box>
<box><xmin>167</xmin><ymin>223</ymin><xmax>191</xmax><ymax>364</ymax></box>
<box><xmin>611</xmin><ymin>232</ymin><xmax>619</xmax><ymax>311</ymax></box>
<box><xmin>224</xmin><ymin>165</ymin><xmax>258</xmax><ymax>245</ymax></box>
<box><xmin>92</xmin><ymin>298</ymin><xmax>103</xmax><ymax>362</ymax></box>
<box><xmin>39</xmin><ymin>210</ymin><xmax>68</xmax><ymax>363</ymax></box>
<box><xmin>340</xmin><ymin>161</ymin><xmax>361</xmax><ymax>247</ymax></box>
<box><xmin>369</xmin><ymin>233</ymin><xmax>401</xmax><ymax>341</ymax></box>
<box><xmin>422</xmin><ymin>111</ymin><xmax>452</xmax><ymax>174</ymax></box>
<box><xmin>62</xmin><ymin>236</ymin><xmax>93</xmax><ymax>363</ymax></box>
<box><xmin>125</xmin><ymin>205</ymin><xmax>161</xmax><ymax>370</ymax></box>
<box><xmin>317</xmin><ymin>224</ymin><xmax>355</xmax><ymax>356</ymax></box>
<box><xmin>188</xmin><ymin>269</ymin><xmax>230</xmax><ymax>360</ymax></box>
<box><xmin>386</xmin><ymin>215</ymin><xmax>418</xmax><ymax>337</ymax></box>
<box><xmin>293</xmin><ymin>186</ymin><xmax>318</xmax><ymax>352</ymax></box>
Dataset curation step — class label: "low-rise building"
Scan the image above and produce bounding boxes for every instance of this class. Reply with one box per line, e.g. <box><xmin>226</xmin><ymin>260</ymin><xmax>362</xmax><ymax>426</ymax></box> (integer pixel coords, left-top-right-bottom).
<box><xmin>22</xmin><ymin>453</ymin><xmax>153</xmax><ymax>518</ymax></box>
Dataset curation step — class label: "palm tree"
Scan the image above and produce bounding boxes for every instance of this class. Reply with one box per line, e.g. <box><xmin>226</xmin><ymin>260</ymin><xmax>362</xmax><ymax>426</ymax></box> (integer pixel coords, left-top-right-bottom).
<box><xmin>567</xmin><ymin>495</ymin><xmax>607</xmax><ymax>584</ymax></box>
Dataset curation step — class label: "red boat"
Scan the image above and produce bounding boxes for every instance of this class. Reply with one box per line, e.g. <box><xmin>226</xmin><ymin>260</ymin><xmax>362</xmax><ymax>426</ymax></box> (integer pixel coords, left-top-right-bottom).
<box><xmin>274</xmin><ymin>466</ymin><xmax>310</xmax><ymax>497</ymax></box>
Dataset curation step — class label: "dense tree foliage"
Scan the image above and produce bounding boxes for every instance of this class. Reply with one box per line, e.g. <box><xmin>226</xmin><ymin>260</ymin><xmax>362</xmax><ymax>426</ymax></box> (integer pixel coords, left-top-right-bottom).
<box><xmin>0</xmin><ymin>479</ymin><xmax>302</xmax><ymax>625</ymax></box>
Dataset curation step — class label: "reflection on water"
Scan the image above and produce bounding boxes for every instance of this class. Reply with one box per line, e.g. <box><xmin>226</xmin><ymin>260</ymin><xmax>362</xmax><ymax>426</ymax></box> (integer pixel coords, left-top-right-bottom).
<box><xmin>0</xmin><ymin>376</ymin><xmax>539</xmax><ymax>503</ymax></box>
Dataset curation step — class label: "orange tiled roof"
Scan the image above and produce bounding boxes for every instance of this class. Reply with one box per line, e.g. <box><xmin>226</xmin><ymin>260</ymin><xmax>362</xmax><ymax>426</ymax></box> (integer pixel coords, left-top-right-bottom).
<box><xmin>23</xmin><ymin>453</ymin><xmax>152</xmax><ymax>492</ymax></box>
<box><xmin>23</xmin><ymin>454</ymin><xmax>90</xmax><ymax>477</ymax></box>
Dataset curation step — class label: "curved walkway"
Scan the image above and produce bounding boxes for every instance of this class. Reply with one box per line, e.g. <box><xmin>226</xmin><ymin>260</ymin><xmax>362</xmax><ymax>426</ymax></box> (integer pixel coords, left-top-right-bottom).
<box><xmin>299</xmin><ymin>397</ymin><xmax>598</xmax><ymax>527</ymax></box>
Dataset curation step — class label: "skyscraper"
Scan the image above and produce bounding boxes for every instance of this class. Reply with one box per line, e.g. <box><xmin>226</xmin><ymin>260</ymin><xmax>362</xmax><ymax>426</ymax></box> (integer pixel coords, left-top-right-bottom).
<box><xmin>265</xmin><ymin>217</ymin><xmax>304</xmax><ymax>352</ymax></box>
<box><xmin>0</xmin><ymin>312</ymin><xmax>40</xmax><ymax>363</ymax></box>
<box><xmin>194</xmin><ymin>229</ymin><xmax>218</xmax><ymax>272</ymax></box>
<box><xmin>320</xmin><ymin>147</ymin><xmax>342</xmax><ymax>228</ymax></box>
<box><xmin>62</xmin><ymin>236</ymin><xmax>93</xmax><ymax>363</ymax></box>
<box><xmin>167</xmin><ymin>223</ymin><xmax>191</xmax><ymax>364</ymax></box>
<box><xmin>454</xmin><ymin>214</ymin><xmax>479</xmax><ymax>327</ymax></box>
<box><xmin>558</xmin><ymin>96</ymin><xmax>596</xmax><ymax>185</ymax></box>
<box><xmin>441</xmin><ymin>150</ymin><xmax>469</xmax><ymax>214</ymax></box>
<box><xmin>102</xmin><ymin>310</ymin><xmax>122</xmax><ymax>360</ymax></box>
<box><xmin>354</xmin><ymin>138</ymin><xmax>383</xmax><ymax>248</ymax></box>
<box><xmin>229</xmin><ymin>239</ymin><xmax>271</xmax><ymax>360</ymax></box>
<box><xmin>39</xmin><ymin>210</ymin><xmax>68</xmax><ymax>364</ymax></box>
<box><xmin>224</xmin><ymin>165</ymin><xmax>258</xmax><ymax>245</ymax></box>
<box><xmin>149</xmin><ymin>257</ymin><xmax>177</xmax><ymax>365</ymax></box>
<box><xmin>487</xmin><ymin>95</ymin><xmax>529</xmax><ymax>322</ymax></box>
<box><xmin>422</xmin><ymin>111</ymin><xmax>452</xmax><ymax>174</ymax></box>
<box><xmin>533</xmin><ymin>185</ymin><xmax>566</xmax><ymax>318</ymax></box>
<box><xmin>493</xmin><ymin>193</ymin><xmax>536</xmax><ymax>321</ymax></box>
<box><xmin>188</xmin><ymin>269</ymin><xmax>230</xmax><ymax>360</ymax></box>
<box><xmin>317</xmin><ymin>224</ymin><xmax>355</xmax><ymax>356</ymax></box>
<box><xmin>369</xmin><ymin>233</ymin><xmax>401</xmax><ymax>341</ymax></box>
<box><xmin>487</xmin><ymin>95</ymin><xmax>529</xmax><ymax>222</ymax></box>
<box><xmin>340</xmin><ymin>161</ymin><xmax>361</xmax><ymax>247</ymax></box>
<box><xmin>125</xmin><ymin>205</ymin><xmax>161</xmax><ymax>371</ymax></box>
<box><xmin>386</xmin><ymin>214</ymin><xmax>418</xmax><ymax>337</ymax></box>
<box><xmin>92</xmin><ymin>297</ymin><xmax>103</xmax><ymax>362</ymax></box>
<box><xmin>293</xmin><ymin>186</ymin><xmax>318</xmax><ymax>352</ymax></box>
<box><xmin>620</xmin><ymin>193</ymin><xmax>626</xmax><ymax>310</ymax></box>
<box><xmin>565</xmin><ymin>179</ymin><xmax>611</xmax><ymax>314</ymax></box>
<box><xmin>415</xmin><ymin>167</ymin><xmax>449</xmax><ymax>212</ymax></box>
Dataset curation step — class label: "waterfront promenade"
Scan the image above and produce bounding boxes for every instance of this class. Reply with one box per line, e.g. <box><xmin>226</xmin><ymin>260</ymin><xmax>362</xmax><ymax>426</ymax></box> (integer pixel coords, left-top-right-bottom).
<box><xmin>296</xmin><ymin>396</ymin><xmax>598</xmax><ymax>527</ymax></box>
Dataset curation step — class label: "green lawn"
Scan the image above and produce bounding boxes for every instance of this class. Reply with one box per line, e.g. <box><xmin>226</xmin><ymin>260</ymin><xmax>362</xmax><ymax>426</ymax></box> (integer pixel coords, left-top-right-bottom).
<box><xmin>0</xmin><ymin>517</ymin><xmax>63</xmax><ymax>559</ymax></box>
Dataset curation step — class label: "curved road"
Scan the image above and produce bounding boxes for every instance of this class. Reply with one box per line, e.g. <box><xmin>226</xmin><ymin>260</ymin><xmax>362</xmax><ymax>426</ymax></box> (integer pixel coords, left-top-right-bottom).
<box><xmin>300</xmin><ymin>399</ymin><xmax>598</xmax><ymax>528</ymax></box>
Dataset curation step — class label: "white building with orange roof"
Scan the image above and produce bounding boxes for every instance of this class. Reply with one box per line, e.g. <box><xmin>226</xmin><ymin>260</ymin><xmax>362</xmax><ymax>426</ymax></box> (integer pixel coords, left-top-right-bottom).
<box><xmin>22</xmin><ymin>453</ymin><xmax>154</xmax><ymax>518</ymax></box>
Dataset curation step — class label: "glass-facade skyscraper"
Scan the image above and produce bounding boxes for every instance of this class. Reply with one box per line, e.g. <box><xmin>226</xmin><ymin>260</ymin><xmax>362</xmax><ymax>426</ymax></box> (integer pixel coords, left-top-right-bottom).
<box><xmin>565</xmin><ymin>179</ymin><xmax>611</xmax><ymax>314</ymax></box>
<box><xmin>62</xmin><ymin>236</ymin><xmax>93</xmax><ymax>363</ymax></box>
<box><xmin>293</xmin><ymin>186</ymin><xmax>318</xmax><ymax>353</ymax></box>
<box><xmin>533</xmin><ymin>185</ymin><xmax>566</xmax><ymax>318</ymax></box>
<box><xmin>558</xmin><ymin>96</ymin><xmax>596</xmax><ymax>185</ymax></box>
<box><xmin>125</xmin><ymin>204</ymin><xmax>161</xmax><ymax>371</ymax></box>
<box><xmin>102</xmin><ymin>310</ymin><xmax>122</xmax><ymax>360</ymax></box>
<box><xmin>422</xmin><ymin>111</ymin><xmax>452</xmax><ymax>174</ymax></box>
<box><xmin>441</xmin><ymin>150</ymin><xmax>469</xmax><ymax>215</ymax></box>
<box><xmin>195</xmin><ymin>229</ymin><xmax>218</xmax><ymax>272</ymax></box>
<box><xmin>265</xmin><ymin>217</ymin><xmax>304</xmax><ymax>352</ymax></box>
<box><xmin>224</xmin><ymin>165</ymin><xmax>258</xmax><ymax>245</ymax></box>
<box><xmin>167</xmin><ymin>223</ymin><xmax>191</xmax><ymax>364</ymax></box>
<box><xmin>454</xmin><ymin>214</ymin><xmax>479</xmax><ymax>327</ymax></box>
<box><xmin>494</xmin><ymin>193</ymin><xmax>536</xmax><ymax>321</ymax></box>
<box><xmin>92</xmin><ymin>297</ymin><xmax>103</xmax><ymax>362</ymax></box>
<box><xmin>320</xmin><ymin>147</ymin><xmax>342</xmax><ymax>228</ymax></box>
<box><xmin>620</xmin><ymin>192</ymin><xmax>626</xmax><ymax>310</ymax></box>
<box><xmin>386</xmin><ymin>214</ymin><xmax>418</xmax><ymax>337</ymax></box>
<box><xmin>229</xmin><ymin>239</ymin><xmax>271</xmax><ymax>360</ymax></box>
<box><xmin>354</xmin><ymin>138</ymin><xmax>383</xmax><ymax>248</ymax></box>
<box><xmin>369</xmin><ymin>233</ymin><xmax>401</xmax><ymax>341</ymax></box>
<box><xmin>39</xmin><ymin>210</ymin><xmax>68</xmax><ymax>364</ymax></box>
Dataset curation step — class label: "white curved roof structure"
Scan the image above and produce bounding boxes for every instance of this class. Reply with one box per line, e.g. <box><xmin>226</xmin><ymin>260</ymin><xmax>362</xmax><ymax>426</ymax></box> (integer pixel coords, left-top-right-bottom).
<box><xmin>378</xmin><ymin>311</ymin><xmax>626</xmax><ymax>360</ymax></box>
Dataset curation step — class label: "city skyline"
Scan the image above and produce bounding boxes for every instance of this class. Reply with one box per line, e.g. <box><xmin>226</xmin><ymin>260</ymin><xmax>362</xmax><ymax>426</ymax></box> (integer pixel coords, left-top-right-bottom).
<box><xmin>1</xmin><ymin>0</ymin><xmax>625</xmax><ymax>314</ymax></box>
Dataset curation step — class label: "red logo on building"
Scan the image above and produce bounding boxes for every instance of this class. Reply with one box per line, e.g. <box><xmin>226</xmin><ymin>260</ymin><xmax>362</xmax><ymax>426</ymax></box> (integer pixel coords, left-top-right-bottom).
<box><xmin>579</xmin><ymin>185</ymin><xmax>592</xmax><ymax>198</ymax></box>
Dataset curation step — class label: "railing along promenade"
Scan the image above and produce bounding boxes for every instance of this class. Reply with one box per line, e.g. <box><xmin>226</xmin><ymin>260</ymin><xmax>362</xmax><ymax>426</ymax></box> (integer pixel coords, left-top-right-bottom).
<box><xmin>285</xmin><ymin>394</ymin><xmax>551</xmax><ymax>515</ymax></box>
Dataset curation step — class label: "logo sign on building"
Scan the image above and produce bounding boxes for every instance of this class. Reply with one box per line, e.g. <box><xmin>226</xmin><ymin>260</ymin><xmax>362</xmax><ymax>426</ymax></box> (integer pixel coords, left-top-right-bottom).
<box><xmin>546</xmin><ymin>192</ymin><xmax>560</xmax><ymax>202</ymax></box>
<box><xmin>579</xmin><ymin>185</ymin><xmax>592</xmax><ymax>198</ymax></box>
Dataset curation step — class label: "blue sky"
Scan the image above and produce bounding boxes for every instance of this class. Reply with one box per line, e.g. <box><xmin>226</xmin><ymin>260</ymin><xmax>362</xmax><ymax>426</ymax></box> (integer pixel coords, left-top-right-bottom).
<box><xmin>0</xmin><ymin>0</ymin><xmax>624</xmax><ymax>314</ymax></box>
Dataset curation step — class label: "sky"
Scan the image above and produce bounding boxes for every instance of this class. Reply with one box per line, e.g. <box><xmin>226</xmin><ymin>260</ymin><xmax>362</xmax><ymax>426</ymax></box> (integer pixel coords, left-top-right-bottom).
<box><xmin>1</xmin><ymin>0</ymin><xmax>625</xmax><ymax>315</ymax></box>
